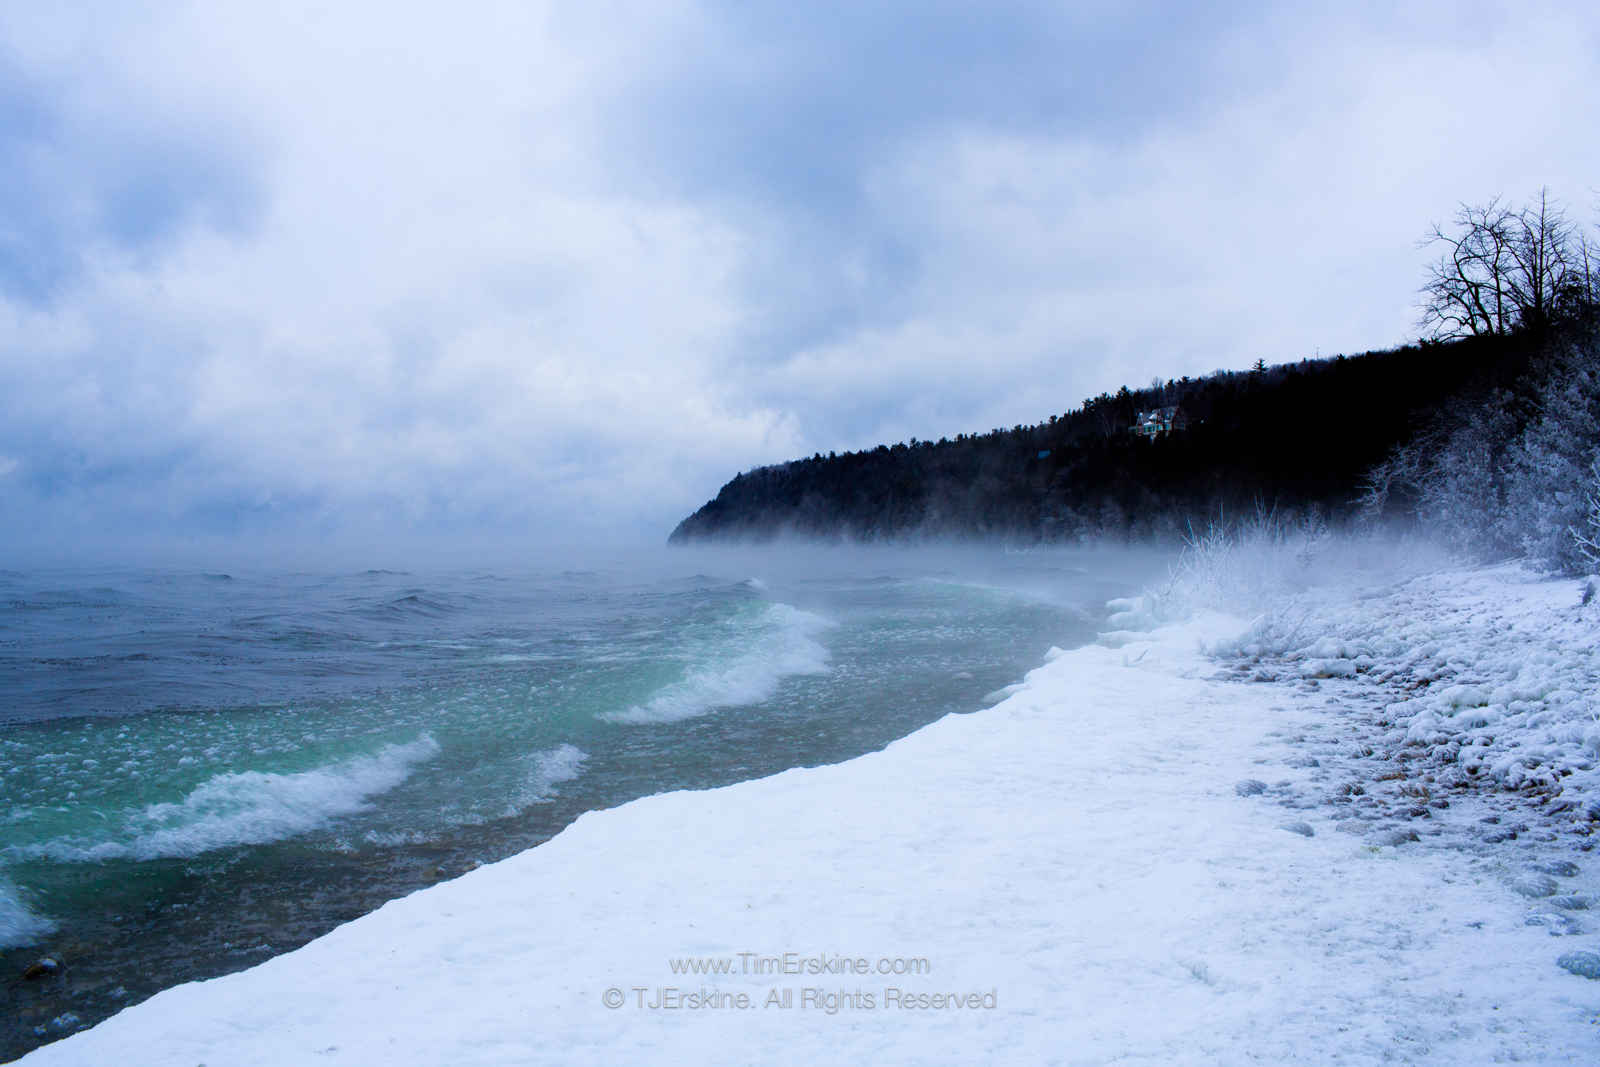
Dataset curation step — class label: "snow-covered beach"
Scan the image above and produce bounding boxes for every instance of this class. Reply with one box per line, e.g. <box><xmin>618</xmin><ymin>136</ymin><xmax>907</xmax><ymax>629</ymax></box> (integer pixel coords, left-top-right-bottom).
<box><xmin>16</xmin><ymin>557</ymin><xmax>1600</xmax><ymax>1065</ymax></box>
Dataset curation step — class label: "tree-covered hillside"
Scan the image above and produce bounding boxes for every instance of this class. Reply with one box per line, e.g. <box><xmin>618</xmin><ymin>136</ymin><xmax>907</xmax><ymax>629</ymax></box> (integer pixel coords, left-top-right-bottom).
<box><xmin>670</xmin><ymin>334</ymin><xmax>1538</xmax><ymax>543</ymax></box>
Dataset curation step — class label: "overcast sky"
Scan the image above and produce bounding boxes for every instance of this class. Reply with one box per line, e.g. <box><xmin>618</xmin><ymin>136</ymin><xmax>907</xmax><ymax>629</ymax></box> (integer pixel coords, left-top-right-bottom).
<box><xmin>2</xmin><ymin>1</ymin><xmax>1597</xmax><ymax>560</ymax></box>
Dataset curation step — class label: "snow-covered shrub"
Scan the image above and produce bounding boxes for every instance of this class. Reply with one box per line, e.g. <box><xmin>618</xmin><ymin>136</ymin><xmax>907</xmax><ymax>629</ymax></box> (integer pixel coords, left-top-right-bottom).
<box><xmin>1149</xmin><ymin>508</ymin><xmax>1444</xmax><ymax>619</ymax></box>
<box><xmin>1151</xmin><ymin>507</ymin><xmax>1320</xmax><ymax>617</ymax></box>
<box><xmin>1572</xmin><ymin>454</ymin><xmax>1600</xmax><ymax>573</ymax></box>
<box><xmin>1354</xmin><ymin>444</ymin><xmax>1427</xmax><ymax>526</ymax></box>
<box><xmin>1412</xmin><ymin>392</ymin><xmax>1521</xmax><ymax>556</ymax></box>
<box><xmin>1356</xmin><ymin>387</ymin><xmax>1521</xmax><ymax>557</ymax></box>
<box><xmin>1503</xmin><ymin>338</ymin><xmax>1600</xmax><ymax>574</ymax></box>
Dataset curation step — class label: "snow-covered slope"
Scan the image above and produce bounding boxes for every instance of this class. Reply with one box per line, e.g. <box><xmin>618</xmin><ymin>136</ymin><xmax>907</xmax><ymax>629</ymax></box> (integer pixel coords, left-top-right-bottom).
<box><xmin>18</xmin><ymin>566</ymin><xmax>1600</xmax><ymax>1065</ymax></box>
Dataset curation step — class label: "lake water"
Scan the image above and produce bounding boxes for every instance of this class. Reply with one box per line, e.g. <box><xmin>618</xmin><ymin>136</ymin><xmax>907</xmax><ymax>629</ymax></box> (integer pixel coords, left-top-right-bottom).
<box><xmin>0</xmin><ymin>543</ymin><xmax>1165</xmax><ymax>1058</ymax></box>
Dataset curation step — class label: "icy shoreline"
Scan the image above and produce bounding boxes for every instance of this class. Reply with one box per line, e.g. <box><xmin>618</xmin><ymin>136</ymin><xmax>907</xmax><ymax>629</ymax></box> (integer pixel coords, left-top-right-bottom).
<box><xmin>17</xmin><ymin>563</ymin><xmax>1600</xmax><ymax>1064</ymax></box>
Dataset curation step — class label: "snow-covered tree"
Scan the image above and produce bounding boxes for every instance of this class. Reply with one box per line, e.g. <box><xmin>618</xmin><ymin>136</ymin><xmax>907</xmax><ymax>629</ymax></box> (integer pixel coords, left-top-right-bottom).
<box><xmin>1359</xmin><ymin>386</ymin><xmax>1521</xmax><ymax>556</ymax></box>
<box><xmin>1572</xmin><ymin>454</ymin><xmax>1600</xmax><ymax>572</ymax></box>
<box><xmin>1414</xmin><ymin>392</ymin><xmax>1521</xmax><ymax>556</ymax></box>
<box><xmin>1504</xmin><ymin>338</ymin><xmax>1600</xmax><ymax>574</ymax></box>
<box><xmin>1361</xmin><ymin>330</ymin><xmax>1600</xmax><ymax>573</ymax></box>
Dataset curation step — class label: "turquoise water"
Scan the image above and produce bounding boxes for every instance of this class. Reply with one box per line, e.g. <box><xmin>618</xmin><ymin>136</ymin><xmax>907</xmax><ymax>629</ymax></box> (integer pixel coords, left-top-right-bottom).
<box><xmin>0</xmin><ymin>544</ymin><xmax>1162</xmax><ymax>1057</ymax></box>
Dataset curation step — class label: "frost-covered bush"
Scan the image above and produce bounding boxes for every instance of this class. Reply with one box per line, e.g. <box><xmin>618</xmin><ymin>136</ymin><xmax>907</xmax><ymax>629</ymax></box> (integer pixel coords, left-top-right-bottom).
<box><xmin>1149</xmin><ymin>508</ymin><xmax>1446</xmax><ymax>619</ymax></box>
<box><xmin>1573</xmin><ymin>454</ymin><xmax>1600</xmax><ymax>572</ymax></box>
<box><xmin>1412</xmin><ymin>395</ymin><xmax>1520</xmax><ymax>556</ymax></box>
<box><xmin>1152</xmin><ymin>507</ymin><xmax>1323</xmax><ymax>617</ymax></box>
<box><xmin>1503</xmin><ymin>339</ymin><xmax>1600</xmax><ymax>574</ymax></box>
<box><xmin>1356</xmin><ymin>389</ymin><xmax>1521</xmax><ymax>557</ymax></box>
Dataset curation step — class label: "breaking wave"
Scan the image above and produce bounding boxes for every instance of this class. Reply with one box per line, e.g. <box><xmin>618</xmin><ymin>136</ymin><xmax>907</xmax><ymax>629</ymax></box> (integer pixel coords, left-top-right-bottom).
<box><xmin>11</xmin><ymin>736</ymin><xmax>440</xmax><ymax>863</ymax></box>
<box><xmin>603</xmin><ymin>603</ymin><xmax>832</xmax><ymax>725</ymax></box>
<box><xmin>0</xmin><ymin>873</ymin><xmax>55</xmax><ymax>949</ymax></box>
<box><xmin>501</xmin><ymin>744</ymin><xmax>588</xmax><ymax>817</ymax></box>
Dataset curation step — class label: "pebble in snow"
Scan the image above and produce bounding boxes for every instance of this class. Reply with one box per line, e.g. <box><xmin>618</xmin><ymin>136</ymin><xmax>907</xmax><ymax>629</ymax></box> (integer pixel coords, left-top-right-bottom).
<box><xmin>1557</xmin><ymin>951</ymin><xmax>1600</xmax><ymax>979</ymax></box>
<box><xmin>1235</xmin><ymin>779</ymin><xmax>1268</xmax><ymax>796</ymax></box>
<box><xmin>1513</xmin><ymin>874</ymin><xmax>1561</xmax><ymax>900</ymax></box>
<box><xmin>1527</xmin><ymin>911</ymin><xmax>1585</xmax><ymax>936</ymax></box>
<box><xmin>1536</xmin><ymin>861</ymin><xmax>1581</xmax><ymax>878</ymax></box>
<box><xmin>1281</xmin><ymin>822</ymin><xmax>1315</xmax><ymax>838</ymax></box>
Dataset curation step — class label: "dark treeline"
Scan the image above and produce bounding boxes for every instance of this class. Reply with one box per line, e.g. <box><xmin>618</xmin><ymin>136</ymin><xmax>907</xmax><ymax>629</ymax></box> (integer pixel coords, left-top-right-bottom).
<box><xmin>670</xmin><ymin>334</ymin><xmax>1541</xmax><ymax>544</ymax></box>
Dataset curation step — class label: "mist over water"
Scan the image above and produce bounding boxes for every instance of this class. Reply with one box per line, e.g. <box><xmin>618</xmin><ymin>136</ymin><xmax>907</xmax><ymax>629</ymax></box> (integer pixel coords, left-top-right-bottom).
<box><xmin>0</xmin><ymin>542</ymin><xmax>1167</xmax><ymax>1056</ymax></box>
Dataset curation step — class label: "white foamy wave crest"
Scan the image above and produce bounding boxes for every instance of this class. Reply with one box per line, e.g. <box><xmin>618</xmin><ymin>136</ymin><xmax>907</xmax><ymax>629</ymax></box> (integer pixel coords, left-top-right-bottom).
<box><xmin>0</xmin><ymin>873</ymin><xmax>56</xmax><ymax>949</ymax></box>
<box><xmin>14</xmin><ymin>736</ymin><xmax>440</xmax><ymax>863</ymax></box>
<box><xmin>604</xmin><ymin>604</ymin><xmax>832</xmax><ymax>725</ymax></box>
<box><xmin>501</xmin><ymin>743</ymin><xmax>588</xmax><ymax>817</ymax></box>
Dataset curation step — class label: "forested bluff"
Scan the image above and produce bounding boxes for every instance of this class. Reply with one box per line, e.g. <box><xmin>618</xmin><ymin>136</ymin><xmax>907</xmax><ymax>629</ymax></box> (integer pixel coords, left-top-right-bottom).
<box><xmin>670</xmin><ymin>333</ymin><xmax>1539</xmax><ymax>545</ymax></box>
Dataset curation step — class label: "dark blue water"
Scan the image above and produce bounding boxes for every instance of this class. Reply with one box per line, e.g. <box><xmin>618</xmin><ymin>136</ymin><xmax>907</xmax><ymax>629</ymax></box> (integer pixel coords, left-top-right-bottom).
<box><xmin>0</xmin><ymin>544</ymin><xmax>1163</xmax><ymax>1059</ymax></box>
